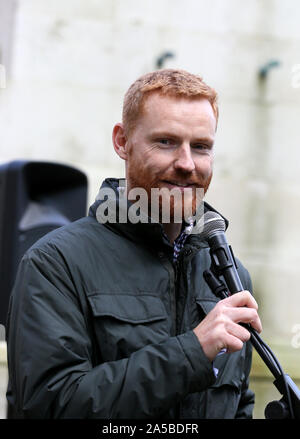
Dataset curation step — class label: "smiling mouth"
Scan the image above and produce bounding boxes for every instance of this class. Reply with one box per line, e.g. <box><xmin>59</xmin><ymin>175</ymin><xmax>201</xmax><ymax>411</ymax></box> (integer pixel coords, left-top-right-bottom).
<box><xmin>162</xmin><ymin>180</ymin><xmax>195</xmax><ymax>188</ymax></box>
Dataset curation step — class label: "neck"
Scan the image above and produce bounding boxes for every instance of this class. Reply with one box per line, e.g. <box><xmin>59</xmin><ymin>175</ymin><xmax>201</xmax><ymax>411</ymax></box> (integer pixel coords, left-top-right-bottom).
<box><xmin>162</xmin><ymin>222</ymin><xmax>182</xmax><ymax>244</ymax></box>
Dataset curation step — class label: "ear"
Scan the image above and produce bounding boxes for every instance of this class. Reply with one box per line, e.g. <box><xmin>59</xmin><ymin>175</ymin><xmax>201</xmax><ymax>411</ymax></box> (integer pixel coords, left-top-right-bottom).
<box><xmin>112</xmin><ymin>123</ymin><xmax>128</xmax><ymax>161</ymax></box>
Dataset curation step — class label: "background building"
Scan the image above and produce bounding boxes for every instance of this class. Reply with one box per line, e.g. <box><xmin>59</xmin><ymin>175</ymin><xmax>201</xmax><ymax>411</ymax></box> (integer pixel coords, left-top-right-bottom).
<box><xmin>1</xmin><ymin>0</ymin><xmax>300</xmax><ymax>418</ymax></box>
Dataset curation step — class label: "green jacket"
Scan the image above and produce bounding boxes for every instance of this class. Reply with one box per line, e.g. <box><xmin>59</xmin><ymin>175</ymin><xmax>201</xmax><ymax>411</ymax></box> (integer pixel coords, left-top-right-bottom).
<box><xmin>6</xmin><ymin>178</ymin><xmax>254</xmax><ymax>419</ymax></box>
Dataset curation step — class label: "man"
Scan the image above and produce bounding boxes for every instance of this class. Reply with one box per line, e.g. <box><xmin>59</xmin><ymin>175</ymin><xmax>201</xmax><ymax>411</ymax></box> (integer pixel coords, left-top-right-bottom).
<box><xmin>6</xmin><ymin>69</ymin><xmax>262</xmax><ymax>419</ymax></box>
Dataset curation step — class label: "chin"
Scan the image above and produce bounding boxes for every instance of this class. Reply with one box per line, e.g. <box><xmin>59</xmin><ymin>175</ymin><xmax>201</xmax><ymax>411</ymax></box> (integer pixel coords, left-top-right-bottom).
<box><xmin>164</xmin><ymin>200</ymin><xmax>197</xmax><ymax>223</ymax></box>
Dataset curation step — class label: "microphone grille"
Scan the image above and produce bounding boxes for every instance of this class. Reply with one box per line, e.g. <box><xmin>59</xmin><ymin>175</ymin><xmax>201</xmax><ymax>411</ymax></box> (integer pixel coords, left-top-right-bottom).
<box><xmin>200</xmin><ymin>211</ymin><xmax>226</xmax><ymax>240</ymax></box>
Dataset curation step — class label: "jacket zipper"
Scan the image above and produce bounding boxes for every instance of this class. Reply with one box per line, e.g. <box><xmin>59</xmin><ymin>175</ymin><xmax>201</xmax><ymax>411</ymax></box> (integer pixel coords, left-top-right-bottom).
<box><xmin>158</xmin><ymin>246</ymin><xmax>196</xmax><ymax>419</ymax></box>
<box><xmin>157</xmin><ymin>252</ymin><xmax>177</xmax><ymax>337</ymax></box>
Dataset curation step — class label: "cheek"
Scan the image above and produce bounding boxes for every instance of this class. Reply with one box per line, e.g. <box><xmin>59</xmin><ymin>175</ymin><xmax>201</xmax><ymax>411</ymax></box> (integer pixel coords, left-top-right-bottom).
<box><xmin>196</xmin><ymin>156</ymin><xmax>213</xmax><ymax>175</ymax></box>
<box><xmin>128</xmin><ymin>154</ymin><xmax>160</xmax><ymax>187</ymax></box>
<box><xmin>142</xmin><ymin>154</ymin><xmax>170</xmax><ymax>179</ymax></box>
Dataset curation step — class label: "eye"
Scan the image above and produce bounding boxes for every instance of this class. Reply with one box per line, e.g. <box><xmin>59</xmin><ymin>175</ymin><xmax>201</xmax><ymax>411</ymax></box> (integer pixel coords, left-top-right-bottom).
<box><xmin>159</xmin><ymin>139</ymin><xmax>172</xmax><ymax>145</ymax></box>
<box><xmin>193</xmin><ymin>144</ymin><xmax>206</xmax><ymax>149</ymax></box>
<box><xmin>155</xmin><ymin>138</ymin><xmax>175</xmax><ymax>148</ymax></box>
<box><xmin>193</xmin><ymin>143</ymin><xmax>212</xmax><ymax>151</ymax></box>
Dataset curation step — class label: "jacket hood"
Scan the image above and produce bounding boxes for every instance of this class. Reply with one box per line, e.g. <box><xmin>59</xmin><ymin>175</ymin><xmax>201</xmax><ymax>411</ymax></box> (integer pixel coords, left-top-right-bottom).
<box><xmin>88</xmin><ymin>178</ymin><xmax>228</xmax><ymax>249</ymax></box>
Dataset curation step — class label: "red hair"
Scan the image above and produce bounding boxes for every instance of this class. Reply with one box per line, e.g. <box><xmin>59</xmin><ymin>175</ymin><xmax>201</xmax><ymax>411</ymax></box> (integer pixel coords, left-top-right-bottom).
<box><xmin>122</xmin><ymin>68</ymin><xmax>218</xmax><ymax>135</ymax></box>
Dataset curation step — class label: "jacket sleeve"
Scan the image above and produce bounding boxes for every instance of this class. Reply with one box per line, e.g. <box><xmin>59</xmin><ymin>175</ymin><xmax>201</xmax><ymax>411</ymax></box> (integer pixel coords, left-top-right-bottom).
<box><xmin>235</xmin><ymin>341</ymin><xmax>255</xmax><ymax>419</ymax></box>
<box><xmin>6</xmin><ymin>248</ymin><xmax>216</xmax><ymax>419</ymax></box>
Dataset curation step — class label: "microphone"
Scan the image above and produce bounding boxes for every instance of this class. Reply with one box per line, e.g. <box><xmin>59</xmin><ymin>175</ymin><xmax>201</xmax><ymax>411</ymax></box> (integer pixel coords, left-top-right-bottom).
<box><xmin>200</xmin><ymin>211</ymin><xmax>300</xmax><ymax>419</ymax></box>
<box><xmin>200</xmin><ymin>211</ymin><xmax>243</xmax><ymax>294</ymax></box>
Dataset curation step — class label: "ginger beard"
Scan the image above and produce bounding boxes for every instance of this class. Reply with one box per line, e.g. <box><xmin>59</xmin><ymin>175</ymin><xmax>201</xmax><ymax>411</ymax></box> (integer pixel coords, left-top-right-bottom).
<box><xmin>126</xmin><ymin>157</ymin><xmax>213</xmax><ymax>223</ymax></box>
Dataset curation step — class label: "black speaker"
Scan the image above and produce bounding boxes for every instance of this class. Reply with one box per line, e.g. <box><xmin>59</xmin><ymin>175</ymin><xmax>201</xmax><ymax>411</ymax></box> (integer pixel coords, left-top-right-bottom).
<box><xmin>0</xmin><ymin>160</ymin><xmax>88</xmax><ymax>326</ymax></box>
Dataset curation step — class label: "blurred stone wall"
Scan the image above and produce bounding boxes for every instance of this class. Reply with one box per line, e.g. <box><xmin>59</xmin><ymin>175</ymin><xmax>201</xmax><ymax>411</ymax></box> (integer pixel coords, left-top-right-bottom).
<box><xmin>1</xmin><ymin>0</ymin><xmax>300</xmax><ymax>419</ymax></box>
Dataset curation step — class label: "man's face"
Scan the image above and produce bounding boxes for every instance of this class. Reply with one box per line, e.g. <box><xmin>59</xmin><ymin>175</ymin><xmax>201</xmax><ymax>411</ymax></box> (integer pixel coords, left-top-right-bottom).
<box><xmin>124</xmin><ymin>92</ymin><xmax>216</xmax><ymax>221</ymax></box>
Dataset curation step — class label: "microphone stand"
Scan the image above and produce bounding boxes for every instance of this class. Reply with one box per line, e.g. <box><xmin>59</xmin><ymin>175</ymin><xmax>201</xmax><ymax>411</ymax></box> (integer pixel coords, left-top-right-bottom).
<box><xmin>203</xmin><ymin>268</ymin><xmax>300</xmax><ymax>419</ymax></box>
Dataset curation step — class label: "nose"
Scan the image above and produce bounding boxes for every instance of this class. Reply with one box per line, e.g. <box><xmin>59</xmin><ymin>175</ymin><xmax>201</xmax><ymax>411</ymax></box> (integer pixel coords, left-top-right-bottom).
<box><xmin>174</xmin><ymin>143</ymin><xmax>196</xmax><ymax>174</ymax></box>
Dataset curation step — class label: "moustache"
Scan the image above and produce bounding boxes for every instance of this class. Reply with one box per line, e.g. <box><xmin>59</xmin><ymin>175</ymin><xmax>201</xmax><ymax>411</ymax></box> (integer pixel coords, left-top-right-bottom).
<box><xmin>156</xmin><ymin>173</ymin><xmax>212</xmax><ymax>189</ymax></box>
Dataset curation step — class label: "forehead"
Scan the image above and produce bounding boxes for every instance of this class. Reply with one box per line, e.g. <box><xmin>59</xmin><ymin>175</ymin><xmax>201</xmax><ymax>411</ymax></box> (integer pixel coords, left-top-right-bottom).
<box><xmin>139</xmin><ymin>92</ymin><xmax>217</xmax><ymax>134</ymax></box>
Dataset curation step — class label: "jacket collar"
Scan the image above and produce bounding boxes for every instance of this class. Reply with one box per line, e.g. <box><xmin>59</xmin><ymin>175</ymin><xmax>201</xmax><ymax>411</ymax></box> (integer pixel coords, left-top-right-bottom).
<box><xmin>88</xmin><ymin>178</ymin><xmax>229</xmax><ymax>250</ymax></box>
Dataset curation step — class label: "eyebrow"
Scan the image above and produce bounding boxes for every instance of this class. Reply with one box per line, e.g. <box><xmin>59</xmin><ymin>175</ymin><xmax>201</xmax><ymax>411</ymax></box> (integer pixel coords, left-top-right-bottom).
<box><xmin>149</xmin><ymin>131</ymin><xmax>215</xmax><ymax>145</ymax></box>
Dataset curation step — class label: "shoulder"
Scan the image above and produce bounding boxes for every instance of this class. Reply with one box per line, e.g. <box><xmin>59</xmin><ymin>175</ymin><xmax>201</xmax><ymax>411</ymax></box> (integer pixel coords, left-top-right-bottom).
<box><xmin>24</xmin><ymin>215</ymin><xmax>105</xmax><ymax>265</ymax></box>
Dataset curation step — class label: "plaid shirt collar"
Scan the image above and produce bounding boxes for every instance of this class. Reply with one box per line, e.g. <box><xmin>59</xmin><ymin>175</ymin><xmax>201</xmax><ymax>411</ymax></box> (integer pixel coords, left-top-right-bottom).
<box><xmin>162</xmin><ymin>217</ymin><xmax>194</xmax><ymax>264</ymax></box>
<box><xmin>117</xmin><ymin>182</ymin><xmax>194</xmax><ymax>261</ymax></box>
